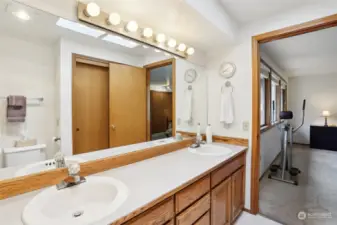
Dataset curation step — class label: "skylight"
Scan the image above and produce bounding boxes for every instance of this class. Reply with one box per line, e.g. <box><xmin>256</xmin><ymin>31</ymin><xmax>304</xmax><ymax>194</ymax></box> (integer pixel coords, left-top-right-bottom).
<box><xmin>56</xmin><ymin>18</ymin><xmax>105</xmax><ymax>38</ymax></box>
<box><xmin>102</xmin><ymin>34</ymin><xmax>140</xmax><ymax>48</ymax></box>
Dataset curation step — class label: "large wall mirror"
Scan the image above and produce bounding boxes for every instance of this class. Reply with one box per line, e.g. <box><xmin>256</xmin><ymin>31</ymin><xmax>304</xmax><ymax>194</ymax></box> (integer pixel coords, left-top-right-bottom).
<box><xmin>0</xmin><ymin>0</ymin><xmax>208</xmax><ymax>180</ymax></box>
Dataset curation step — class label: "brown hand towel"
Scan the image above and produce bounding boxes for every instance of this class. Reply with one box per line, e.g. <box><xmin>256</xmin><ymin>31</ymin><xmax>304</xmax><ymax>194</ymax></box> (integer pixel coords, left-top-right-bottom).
<box><xmin>7</xmin><ymin>95</ymin><xmax>26</xmax><ymax>122</ymax></box>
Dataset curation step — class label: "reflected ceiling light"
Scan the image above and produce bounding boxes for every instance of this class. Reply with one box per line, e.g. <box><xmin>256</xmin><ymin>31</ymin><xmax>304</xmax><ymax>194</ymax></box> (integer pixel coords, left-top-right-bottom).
<box><xmin>154</xmin><ymin>49</ymin><xmax>161</xmax><ymax>53</ymax></box>
<box><xmin>155</xmin><ymin>33</ymin><xmax>166</xmax><ymax>43</ymax></box>
<box><xmin>12</xmin><ymin>10</ymin><xmax>30</xmax><ymax>21</ymax></box>
<box><xmin>177</xmin><ymin>43</ymin><xmax>186</xmax><ymax>52</ymax></box>
<box><xmin>125</xmin><ymin>21</ymin><xmax>138</xmax><ymax>32</ymax></box>
<box><xmin>167</xmin><ymin>39</ymin><xmax>177</xmax><ymax>48</ymax></box>
<box><xmin>107</xmin><ymin>13</ymin><xmax>121</xmax><ymax>25</ymax></box>
<box><xmin>164</xmin><ymin>52</ymin><xmax>171</xmax><ymax>57</ymax></box>
<box><xmin>84</xmin><ymin>2</ymin><xmax>100</xmax><ymax>17</ymax></box>
<box><xmin>56</xmin><ymin>18</ymin><xmax>105</xmax><ymax>38</ymax></box>
<box><xmin>102</xmin><ymin>34</ymin><xmax>139</xmax><ymax>48</ymax></box>
<box><xmin>142</xmin><ymin>28</ymin><xmax>153</xmax><ymax>38</ymax></box>
<box><xmin>186</xmin><ymin>47</ymin><xmax>195</xmax><ymax>56</ymax></box>
<box><xmin>142</xmin><ymin>45</ymin><xmax>149</xmax><ymax>49</ymax></box>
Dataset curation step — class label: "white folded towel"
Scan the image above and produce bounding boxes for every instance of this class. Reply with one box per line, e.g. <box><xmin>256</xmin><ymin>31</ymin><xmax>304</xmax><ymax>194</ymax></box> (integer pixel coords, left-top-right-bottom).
<box><xmin>182</xmin><ymin>89</ymin><xmax>193</xmax><ymax>122</ymax></box>
<box><xmin>220</xmin><ymin>86</ymin><xmax>234</xmax><ymax>124</ymax></box>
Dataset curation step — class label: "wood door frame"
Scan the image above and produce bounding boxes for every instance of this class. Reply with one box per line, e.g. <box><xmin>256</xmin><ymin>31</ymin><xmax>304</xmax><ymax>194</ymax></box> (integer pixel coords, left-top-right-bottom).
<box><xmin>144</xmin><ymin>58</ymin><xmax>176</xmax><ymax>141</ymax></box>
<box><xmin>72</xmin><ymin>54</ymin><xmax>110</xmax><ymax>155</ymax></box>
<box><xmin>250</xmin><ymin>14</ymin><xmax>337</xmax><ymax>214</ymax></box>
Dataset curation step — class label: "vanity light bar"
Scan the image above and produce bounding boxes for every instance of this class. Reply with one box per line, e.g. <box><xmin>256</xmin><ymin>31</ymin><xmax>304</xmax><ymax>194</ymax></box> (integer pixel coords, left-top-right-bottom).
<box><xmin>78</xmin><ymin>2</ymin><xmax>195</xmax><ymax>57</ymax></box>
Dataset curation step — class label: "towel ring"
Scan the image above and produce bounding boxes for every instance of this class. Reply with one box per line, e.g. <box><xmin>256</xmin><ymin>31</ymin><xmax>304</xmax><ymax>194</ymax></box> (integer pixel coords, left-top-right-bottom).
<box><xmin>221</xmin><ymin>81</ymin><xmax>234</xmax><ymax>93</ymax></box>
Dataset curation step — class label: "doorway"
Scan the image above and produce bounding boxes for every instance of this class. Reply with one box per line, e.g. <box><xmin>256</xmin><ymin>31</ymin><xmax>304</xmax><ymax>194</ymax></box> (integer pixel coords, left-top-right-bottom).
<box><xmin>250</xmin><ymin>14</ymin><xmax>337</xmax><ymax>215</ymax></box>
<box><xmin>145</xmin><ymin>59</ymin><xmax>176</xmax><ymax>141</ymax></box>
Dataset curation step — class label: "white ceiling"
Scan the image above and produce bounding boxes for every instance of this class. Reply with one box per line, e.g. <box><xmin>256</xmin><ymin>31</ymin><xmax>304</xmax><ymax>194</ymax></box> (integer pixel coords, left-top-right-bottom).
<box><xmin>219</xmin><ymin>0</ymin><xmax>324</xmax><ymax>26</ymax></box>
<box><xmin>261</xmin><ymin>26</ymin><xmax>337</xmax><ymax>77</ymax></box>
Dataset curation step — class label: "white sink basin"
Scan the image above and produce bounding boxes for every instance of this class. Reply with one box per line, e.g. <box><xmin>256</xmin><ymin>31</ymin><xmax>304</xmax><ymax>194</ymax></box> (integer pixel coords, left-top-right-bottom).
<box><xmin>22</xmin><ymin>176</ymin><xmax>129</xmax><ymax>225</ymax></box>
<box><xmin>15</xmin><ymin>157</ymin><xmax>85</xmax><ymax>177</ymax></box>
<box><xmin>189</xmin><ymin>145</ymin><xmax>233</xmax><ymax>156</ymax></box>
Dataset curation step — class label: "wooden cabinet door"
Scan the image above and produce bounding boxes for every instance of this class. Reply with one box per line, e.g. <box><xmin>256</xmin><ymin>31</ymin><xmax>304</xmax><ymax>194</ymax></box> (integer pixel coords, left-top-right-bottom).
<box><xmin>211</xmin><ymin>177</ymin><xmax>231</xmax><ymax>225</ymax></box>
<box><xmin>109</xmin><ymin>63</ymin><xmax>147</xmax><ymax>147</ymax></box>
<box><xmin>231</xmin><ymin>167</ymin><xmax>245</xmax><ymax>222</ymax></box>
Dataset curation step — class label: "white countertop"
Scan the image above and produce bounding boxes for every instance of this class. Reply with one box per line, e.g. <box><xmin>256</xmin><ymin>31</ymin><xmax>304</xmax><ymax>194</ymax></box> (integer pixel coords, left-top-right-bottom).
<box><xmin>0</xmin><ymin>143</ymin><xmax>247</xmax><ymax>225</ymax></box>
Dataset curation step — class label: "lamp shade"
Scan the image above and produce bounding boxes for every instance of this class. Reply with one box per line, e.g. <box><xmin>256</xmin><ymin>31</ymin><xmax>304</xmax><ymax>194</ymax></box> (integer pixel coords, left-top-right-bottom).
<box><xmin>322</xmin><ymin>111</ymin><xmax>331</xmax><ymax>117</ymax></box>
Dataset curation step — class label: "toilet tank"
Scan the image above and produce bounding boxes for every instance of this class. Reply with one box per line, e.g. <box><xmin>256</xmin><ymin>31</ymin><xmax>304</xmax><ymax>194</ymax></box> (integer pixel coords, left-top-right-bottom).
<box><xmin>3</xmin><ymin>144</ymin><xmax>47</xmax><ymax>167</ymax></box>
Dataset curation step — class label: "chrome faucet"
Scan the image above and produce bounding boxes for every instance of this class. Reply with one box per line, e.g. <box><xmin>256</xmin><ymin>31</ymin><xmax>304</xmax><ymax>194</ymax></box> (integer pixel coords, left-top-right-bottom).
<box><xmin>54</xmin><ymin>152</ymin><xmax>66</xmax><ymax>168</ymax></box>
<box><xmin>56</xmin><ymin>163</ymin><xmax>86</xmax><ymax>190</ymax></box>
<box><xmin>54</xmin><ymin>152</ymin><xmax>86</xmax><ymax>190</ymax></box>
<box><xmin>190</xmin><ymin>134</ymin><xmax>204</xmax><ymax>148</ymax></box>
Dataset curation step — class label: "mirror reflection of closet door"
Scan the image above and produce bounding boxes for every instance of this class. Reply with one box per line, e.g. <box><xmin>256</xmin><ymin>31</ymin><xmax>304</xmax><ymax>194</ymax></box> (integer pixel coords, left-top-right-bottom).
<box><xmin>109</xmin><ymin>63</ymin><xmax>147</xmax><ymax>147</ymax></box>
<box><xmin>73</xmin><ymin>59</ymin><xmax>110</xmax><ymax>155</ymax></box>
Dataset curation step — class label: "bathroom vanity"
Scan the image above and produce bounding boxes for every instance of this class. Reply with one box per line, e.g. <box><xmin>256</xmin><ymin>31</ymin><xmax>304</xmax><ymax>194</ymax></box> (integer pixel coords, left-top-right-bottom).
<box><xmin>0</xmin><ymin>143</ymin><xmax>247</xmax><ymax>225</ymax></box>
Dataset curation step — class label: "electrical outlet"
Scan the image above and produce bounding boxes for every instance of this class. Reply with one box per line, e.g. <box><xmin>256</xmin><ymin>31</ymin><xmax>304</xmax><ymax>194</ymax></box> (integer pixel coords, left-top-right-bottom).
<box><xmin>243</xmin><ymin>121</ymin><xmax>249</xmax><ymax>131</ymax></box>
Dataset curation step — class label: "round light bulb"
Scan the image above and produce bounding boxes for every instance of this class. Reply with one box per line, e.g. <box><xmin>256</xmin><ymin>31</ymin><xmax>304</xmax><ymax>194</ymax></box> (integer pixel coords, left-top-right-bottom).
<box><xmin>156</xmin><ymin>33</ymin><xmax>166</xmax><ymax>43</ymax></box>
<box><xmin>125</xmin><ymin>21</ymin><xmax>138</xmax><ymax>32</ymax></box>
<box><xmin>142</xmin><ymin>28</ymin><xmax>153</xmax><ymax>38</ymax></box>
<box><xmin>167</xmin><ymin>39</ymin><xmax>177</xmax><ymax>48</ymax></box>
<box><xmin>107</xmin><ymin>13</ymin><xmax>121</xmax><ymax>25</ymax></box>
<box><xmin>186</xmin><ymin>47</ymin><xmax>195</xmax><ymax>55</ymax></box>
<box><xmin>177</xmin><ymin>43</ymin><xmax>187</xmax><ymax>52</ymax></box>
<box><xmin>84</xmin><ymin>2</ymin><xmax>100</xmax><ymax>17</ymax></box>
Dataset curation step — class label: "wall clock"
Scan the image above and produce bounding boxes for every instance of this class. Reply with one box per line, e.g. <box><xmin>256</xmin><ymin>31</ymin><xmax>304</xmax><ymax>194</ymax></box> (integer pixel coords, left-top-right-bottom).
<box><xmin>185</xmin><ymin>69</ymin><xmax>197</xmax><ymax>83</ymax></box>
<box><xmin>220</xmin><ymin>62</ymin><xmax>236</xmax><ymax>78</ymax></box>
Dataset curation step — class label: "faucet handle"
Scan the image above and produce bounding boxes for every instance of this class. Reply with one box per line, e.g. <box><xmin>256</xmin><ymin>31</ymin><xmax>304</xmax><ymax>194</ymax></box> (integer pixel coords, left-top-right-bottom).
<box><xmin>68</xmin><ymin>163</ymin><xmax>80</xmax><ymax>176</ymax></box>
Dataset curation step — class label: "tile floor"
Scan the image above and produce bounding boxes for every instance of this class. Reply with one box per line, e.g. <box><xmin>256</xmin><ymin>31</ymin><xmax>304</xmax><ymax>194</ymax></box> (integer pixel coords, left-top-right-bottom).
<box><xmin>235</xmin><ymin>212</ymin><xmax>282</xmax><ymax>225</ymax></box>
<box><xmin>259</xmin><ymin>145</ymin><xmax>337</xmax><ymax>225</ymax></box>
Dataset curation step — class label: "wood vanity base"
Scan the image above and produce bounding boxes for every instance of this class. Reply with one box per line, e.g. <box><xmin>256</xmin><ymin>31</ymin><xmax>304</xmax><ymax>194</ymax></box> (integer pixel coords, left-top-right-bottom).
<box><xmin>111</xmin><ymin>151</ymin><xmax>246</xmax><ymax>225</ymax></box>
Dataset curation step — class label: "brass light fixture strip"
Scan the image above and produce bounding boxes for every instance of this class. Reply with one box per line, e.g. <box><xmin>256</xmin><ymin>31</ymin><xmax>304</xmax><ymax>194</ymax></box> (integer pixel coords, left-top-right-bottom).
<box><xmin>0</xmin><ymin>139</ymin><xmax>193</xmax><ymax>200</ymax></box>
<box><xmin>77</xmin><ymin>2</ymin><xmax>187</xmax><ymax>58</ymax></box>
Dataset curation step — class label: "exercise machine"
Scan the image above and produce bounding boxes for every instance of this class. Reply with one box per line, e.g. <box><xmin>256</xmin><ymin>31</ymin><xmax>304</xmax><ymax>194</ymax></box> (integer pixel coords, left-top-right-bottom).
<box><xmin>268</xmin><ymin>99</ymin><xmax>306</xmax><ymax>185</ymax></box>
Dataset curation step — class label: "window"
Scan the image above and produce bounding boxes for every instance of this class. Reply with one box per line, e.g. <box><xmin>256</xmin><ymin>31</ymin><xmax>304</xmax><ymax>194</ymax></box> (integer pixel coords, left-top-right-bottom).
<box><xmin>260</xmin><ymin>78</ymin><xmax>266</xmax><ymax>126</ymax></box>
<box><xmin>260</xmin><ymin>60</ymin><xmax>287</xmax><ymax>132</ymax></box>
<box><xmin>271</xmin><ymin>81</ymin><xmax>277</xmax><ymax>123</ymax></box>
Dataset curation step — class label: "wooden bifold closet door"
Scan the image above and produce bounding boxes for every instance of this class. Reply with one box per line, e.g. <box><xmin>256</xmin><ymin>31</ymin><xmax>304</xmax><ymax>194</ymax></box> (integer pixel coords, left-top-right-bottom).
<box><xmin>109</xmin><ymin>63</ymin><xmax>147</xmax><ymax>147</ymax></box>
<box><xmin>73</xmin><ymin>61</ymin><xmax>110</xmax><ymax>155</ymax></box>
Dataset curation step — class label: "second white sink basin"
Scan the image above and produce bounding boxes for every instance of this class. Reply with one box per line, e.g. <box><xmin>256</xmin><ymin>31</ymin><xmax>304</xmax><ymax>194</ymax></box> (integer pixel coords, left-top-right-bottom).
<box><xmin>189</xmin><ymin>144</ymin><xmax>233</xmax><ymax>156</ymax></box>
<box><xmin>22</xmin><ymin>176</ymin><xmax>129</xmax><ymax>225</ymax></box>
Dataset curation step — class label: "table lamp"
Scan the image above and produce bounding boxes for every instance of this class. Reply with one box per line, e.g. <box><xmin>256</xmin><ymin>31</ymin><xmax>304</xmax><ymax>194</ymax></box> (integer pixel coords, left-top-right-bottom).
<box><xmin>322</xmin><ymin>111</ymin><xmax>330</xmax><ymax>127</ymax></box>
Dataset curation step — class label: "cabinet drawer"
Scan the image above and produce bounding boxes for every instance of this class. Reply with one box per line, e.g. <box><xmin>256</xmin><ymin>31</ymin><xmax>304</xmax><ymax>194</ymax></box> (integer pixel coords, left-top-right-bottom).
<box><xmin>175</xmin><ymin>175</ymin><xmax>210</xmax><ymax>213</ymax></box>
<box><xmin>211</xmin><ymin>154</ymin><xmax>244</xmax><ymax>188</ymax></box>
<box><xmin>195</xmin><ymin>211</ymin><xmax>210</xmax><ymax>225</ymax></box>
<box><xmin>124</xmin><ymin>198</ymin><xmax>174</xmax><ymax>225</ymax></box>
<box><xmin>176</xmin><ymin>193</ymin><xmax>210</xmax><ymax>225</ymax></box>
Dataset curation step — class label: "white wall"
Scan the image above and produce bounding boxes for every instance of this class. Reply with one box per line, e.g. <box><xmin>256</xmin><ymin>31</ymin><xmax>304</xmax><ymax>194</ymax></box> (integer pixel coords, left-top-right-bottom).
<box><xmin>0</xmin><ymin>34</ymin><xmax>56</xmax><ymax>159</ymax></box>
<box><xmin>259</xmin><ymin>126</ymin><xmax>282</xmax><ymax>178</ymax></box>
<box><xmin>59</xmin><ymin>38</ymin><xmax>144</xmax><ymax>156</ymax></box>
<box><xmin>288</xmin><ymin>74</ymin><xmax>337</xmax><ymax>144</ymax></box>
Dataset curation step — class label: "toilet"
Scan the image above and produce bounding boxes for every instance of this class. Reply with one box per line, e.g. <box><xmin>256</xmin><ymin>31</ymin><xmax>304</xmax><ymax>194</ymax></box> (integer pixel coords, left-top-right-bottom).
<box><xmin>3</xmin><ymin>144</ymin><xmax>47</xmax><ymax>167</ymax></box>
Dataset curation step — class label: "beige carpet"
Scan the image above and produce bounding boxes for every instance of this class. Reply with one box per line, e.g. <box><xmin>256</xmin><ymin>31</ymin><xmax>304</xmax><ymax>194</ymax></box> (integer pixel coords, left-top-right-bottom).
<box><xmin>259</xmin><ymin>145</ymin><xmax>337</xmax><ymax>225</ymax></box>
